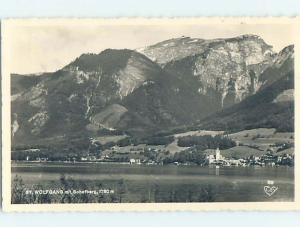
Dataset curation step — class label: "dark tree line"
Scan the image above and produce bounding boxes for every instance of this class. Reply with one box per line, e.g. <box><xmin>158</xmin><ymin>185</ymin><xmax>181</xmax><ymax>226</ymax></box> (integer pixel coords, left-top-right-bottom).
<box><xmin>116</xmin><ymin>136</ymin><xmax>174</xmax><ymax>147</ymax></box>
<box><xmin>177</xmin><ymin>135</ymin><xmax>236</xmax><ymax>150</ymax></box>
<box><xmin>163</xmin><ymin>149</ymin><xmax>206</xmax><ymax>165</ymax></box>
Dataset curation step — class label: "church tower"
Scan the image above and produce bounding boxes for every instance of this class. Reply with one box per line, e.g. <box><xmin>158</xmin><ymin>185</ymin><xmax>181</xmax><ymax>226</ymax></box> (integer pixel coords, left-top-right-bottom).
<box><xmin>215</xmin><ymin>148</ymin><xmax>221</xmax><ymax>161</ymax></box>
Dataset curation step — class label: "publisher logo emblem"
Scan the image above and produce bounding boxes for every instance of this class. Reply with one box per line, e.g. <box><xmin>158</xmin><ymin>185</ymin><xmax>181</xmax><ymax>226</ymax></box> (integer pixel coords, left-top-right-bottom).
<box><xmin>264</xmin><ymin>186</ymin><xmax>278</xmax><ymax>197</ymax></box>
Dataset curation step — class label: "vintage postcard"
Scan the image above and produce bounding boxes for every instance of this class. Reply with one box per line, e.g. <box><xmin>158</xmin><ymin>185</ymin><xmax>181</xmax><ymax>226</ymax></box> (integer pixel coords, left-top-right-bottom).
<box><xmin>1</xmin><ymin>18</ymin><xmax>300</xmax><ymax>211</ymax></box>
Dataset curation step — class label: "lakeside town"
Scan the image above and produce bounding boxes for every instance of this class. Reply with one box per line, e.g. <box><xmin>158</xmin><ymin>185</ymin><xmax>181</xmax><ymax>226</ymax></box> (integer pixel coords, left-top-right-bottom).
<box><xmin>13</xmin><ymin>145</ymin><xmax>294</xmax><ymax>167</ymax></box>
<box><xmin>12</xmin><ymin>128</ymin><xmax>294</xmax><ymax>168</ymax></box>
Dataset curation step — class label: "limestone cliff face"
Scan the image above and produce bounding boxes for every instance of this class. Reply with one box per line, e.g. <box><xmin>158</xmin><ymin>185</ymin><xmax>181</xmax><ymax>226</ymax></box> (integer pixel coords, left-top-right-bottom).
<box><xmin>259</xmin><ymin>45</ymin><xmax>294</xmax><ymax>89</ymax></box>
<box><xmin>273</xmin><ymin>45</ymin><xmax>294</xmax><ymax>67</ymax></box>
<box><xmin>199</xmin><ymin>45</ymin><xmax>294</xmax><ymax>132</ymax></box>
<box><xmin>140</xmin><ymin>35</ymin><xmax>276</xmax><ymax>108</ymax></box>
<box><xmin>62</xmin><ymin>49</ymin><xmax>161</xmax><ymax>101</ymax></box>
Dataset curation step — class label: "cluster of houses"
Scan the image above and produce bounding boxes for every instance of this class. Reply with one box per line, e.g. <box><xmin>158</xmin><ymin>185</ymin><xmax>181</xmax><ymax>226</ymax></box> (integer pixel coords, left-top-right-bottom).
<box><xmin>58</xmin><ymin>147</ymin><xmax>294</xmax><ymax>167</ymax></box>
<box><xmin>205</xmin><ymin>148</ymin><xmax>242</xmax><ymax>166</ymax></box>
<box><xmin>205</xmin><ymin>148</ymin><xmax>294</xmax><ymax>167</ymax></box>
<box><xmin>21</xmin><ymin>145</ymin><xmax>294</xmax><ymax>167</ymax></box>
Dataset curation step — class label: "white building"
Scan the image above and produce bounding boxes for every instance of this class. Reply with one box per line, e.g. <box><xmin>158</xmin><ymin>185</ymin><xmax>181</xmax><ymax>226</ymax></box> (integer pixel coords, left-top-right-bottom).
<box><xmin>215</xmin><ymin>148</ymin><xmax>222</xmax><ymax>161</ymax></box>
<box><xmin>207</xmin><ymin>154</ymin><xmax>215</xmax><ymax>164</ymax></box>
<box><xmin>130</xmin><ymin>158</ymin><xmax>141</xmax><ymax>165</ymax></box>
<box><xmin>206</xmin><ymin>148</ymin><xmax>224</xmax><ymax>164</ymax></box>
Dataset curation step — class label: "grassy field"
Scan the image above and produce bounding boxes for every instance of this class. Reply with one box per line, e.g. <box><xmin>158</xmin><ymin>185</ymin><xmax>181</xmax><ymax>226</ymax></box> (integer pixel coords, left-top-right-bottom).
<box><xmin>221</xmin><ymin>146</ymin><xmax>267</xmax><ymax>158</ymax></box>
<box><xmin>228</xmin><ymin>128</ymin><xmax>294</xmax><ymax>153</ymax></box>
<box><xmin>165</xmin><ymin>138</ymin><xmax>188</xmax><ymax>154</ymax></box>
<box><xmin>173</xmin><ymin>130</ymin><xmax>224</xmax><ymax>138</ymax></box>
<box><xmin>276</xmin><ymin>147</ymin><xmax>294</xmax><ymax>155</ymax></box>
<box><xmin>95</xmin><ymin>135</ymin><xmax>127</xmax><ymax>145</ymax></box>
<box><xmin>229</xmin><ymin>128</ymin><xmax>277</xmax><ymax>138</ymax></box>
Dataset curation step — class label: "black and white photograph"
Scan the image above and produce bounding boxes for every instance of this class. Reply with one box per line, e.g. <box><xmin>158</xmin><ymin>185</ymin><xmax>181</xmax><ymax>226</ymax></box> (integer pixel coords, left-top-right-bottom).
<box><xmin>1</xmin><ymin>18</ymin><xmax>299</xmax><ymax>211</ymax></box>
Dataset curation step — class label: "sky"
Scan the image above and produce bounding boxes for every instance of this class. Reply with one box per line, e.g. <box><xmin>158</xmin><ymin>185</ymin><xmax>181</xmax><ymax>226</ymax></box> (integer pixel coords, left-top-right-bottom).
<box><xmin>4</xmin><ymin>20</ymin><xmax>296</xmax><ymax>74</ymax></box>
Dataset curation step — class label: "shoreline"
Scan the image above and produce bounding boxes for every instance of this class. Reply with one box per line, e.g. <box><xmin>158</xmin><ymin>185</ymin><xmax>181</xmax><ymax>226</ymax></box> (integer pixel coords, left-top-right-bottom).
<box><xmin>11</xmin><ymin>160</ymin><xmax>295</xmax><ymax>169</ymax></box>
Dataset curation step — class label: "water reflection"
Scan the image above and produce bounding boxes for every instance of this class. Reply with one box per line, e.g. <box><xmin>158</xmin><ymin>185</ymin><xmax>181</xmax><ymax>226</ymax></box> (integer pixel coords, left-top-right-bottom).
<box><xmin>215</xmin><ymin>166</ymin><xmax>220</xmax><ymax>176</ymax></box>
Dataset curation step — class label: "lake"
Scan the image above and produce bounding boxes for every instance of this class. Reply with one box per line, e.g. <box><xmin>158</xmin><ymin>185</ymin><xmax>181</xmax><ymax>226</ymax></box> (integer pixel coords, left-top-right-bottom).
<box><xmin>11</xmin><ymin>162</ymin><xmax>294</xmax><ymax>203</ymax></box>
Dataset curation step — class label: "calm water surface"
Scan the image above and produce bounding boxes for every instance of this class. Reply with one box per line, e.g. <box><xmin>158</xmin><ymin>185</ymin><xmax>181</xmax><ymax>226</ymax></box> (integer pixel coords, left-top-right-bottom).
<box><xmin>12</xmin><ymin>162</ymin><xmax>294</xmax><ymax>202</ymax></box>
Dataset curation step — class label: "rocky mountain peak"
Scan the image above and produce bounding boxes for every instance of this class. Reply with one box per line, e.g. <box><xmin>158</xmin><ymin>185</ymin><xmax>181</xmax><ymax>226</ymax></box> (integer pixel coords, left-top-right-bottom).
<box><xmin>160</xmin><ymin>35</ymin><xmax>277</xmax><ymax>109</ymax></box>
<box><xmin>59</xmin><ymin>48</ymin><xmax>162</xmax><ymax>98</ymax></box>
<box><xmin>137</xmin><ymin>37</ymin><xmax>207</xmax><ymax>65</ymax></box>
<box><xmin>138</xmin><ymin>34</ymin><xmax>275</xmax><ymax>66</ymax></box>
<box><xmin>63</xmin><ymin>49</ymin><xmax>135</xmax><ymax>73</ymax></box>
<box><xmin>230</xmin><ymin>34</ymin><xmax>265</xmax><ymax>41</ymax></box>
<box><xmin>258</xmin><ymin>45</ymin><xmax>294</xmax><ymax>90</ymax></box>
<box><xmin>274</xmin><ymin>45</ymin><xmax>294</xmax><ymax>66</ymax></box>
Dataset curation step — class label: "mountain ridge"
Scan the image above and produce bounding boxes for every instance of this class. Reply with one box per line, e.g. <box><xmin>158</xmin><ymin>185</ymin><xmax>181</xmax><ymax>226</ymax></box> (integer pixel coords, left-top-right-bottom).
<box><xmin>11</xmin><ymin>36</ymin><xmax>294</xmax><ymax>147</ymax></box>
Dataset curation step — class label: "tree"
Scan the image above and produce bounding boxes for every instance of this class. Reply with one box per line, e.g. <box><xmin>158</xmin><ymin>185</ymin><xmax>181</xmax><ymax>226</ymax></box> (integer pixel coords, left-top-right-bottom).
<box><xmin>116</xmin><ymin>179</ymin><xmax>127</xmax><ymax>203</ymax></box>
<box><xmin>11</xmin><ymin>175</ymin><xmax>27</xmax><ymax>204</ymax></box>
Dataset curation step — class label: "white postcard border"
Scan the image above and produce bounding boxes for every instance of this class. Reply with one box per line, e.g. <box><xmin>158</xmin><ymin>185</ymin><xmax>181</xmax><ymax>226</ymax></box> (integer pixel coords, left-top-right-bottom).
<box><xmin>2</xmin><ymin>17</ymin><xmax>300</xmax><ymax>212</ymax></box>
